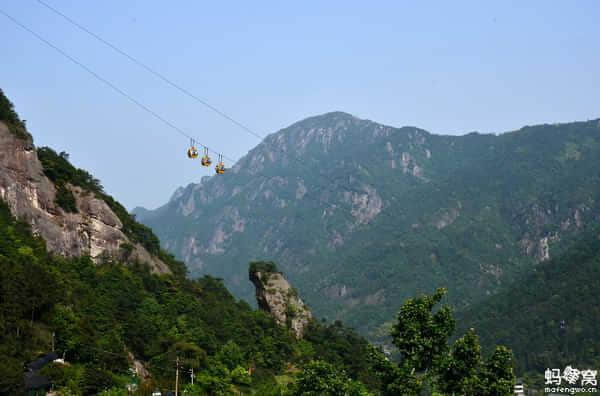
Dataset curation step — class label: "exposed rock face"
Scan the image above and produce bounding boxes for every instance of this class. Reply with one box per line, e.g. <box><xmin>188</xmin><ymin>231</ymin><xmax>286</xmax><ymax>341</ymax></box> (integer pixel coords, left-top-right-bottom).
<box><xmin>134</xmin><ymin>113</ymin><xmax>434</xmax><ymax>293</ymax></box>
<box><xmin>434</xmin><ymin>206</ymin><xmax>460</xmax><ymax>230</ymax></box>
<box><xmin>249</xmin><ymin>267</ymin><xmax>312</xmax><ymax>339</ymax></box>
<box><xmin>136</xmin><ymin>113</ymin><xmax>600</xmax><ymax>336</ymax></box>
<box><xmin>0</xmin><ymin>121</ymin><xmax>169</xmax><ymax>274</ymax></box>
<box><xmin>128</xmin><ymin>351</ymin><xmax>151</xmax><ymax>382</ymax></box>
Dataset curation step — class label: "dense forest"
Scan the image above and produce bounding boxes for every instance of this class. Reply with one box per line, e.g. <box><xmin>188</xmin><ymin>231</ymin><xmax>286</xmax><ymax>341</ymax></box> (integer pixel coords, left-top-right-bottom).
<box><xmin>0</xmin><ymin>89</ymin><xmax>374</xmax><ymax>394</ymax></box>
<box><xmin>456</xmin><ymin>225</ymin><xmax>600</xmax><ymax>379</ymax></box>
<box><xmin>0</xmin><ymin>179</ymin><xmax>515</xmax><ymax>394</ymax></box>
<box><xmin>0</xmin><ymin>88</ymin><xmax>516</xmax><ymax>395</ymax></box>
<box><xmin>0</xmin><ymin>191</ymin><xmax>376</xmax><ymax>394</ymax></box>
<box><xmin>134</xmin><ymin>104</ymin><xmax>600</xmax><ymax>342</ymax></box>
<box><xmin>0</xmin><ymin>196</ymin><xmax>515</xmax><ymax>394</ymax></box>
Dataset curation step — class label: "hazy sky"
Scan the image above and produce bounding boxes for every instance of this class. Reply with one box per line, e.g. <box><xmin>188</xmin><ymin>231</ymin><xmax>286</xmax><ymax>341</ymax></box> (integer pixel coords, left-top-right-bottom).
<box><xmin>2</xmin><ymin>1</ymin><xmax>599</xmax><ymax>209</ymax></box>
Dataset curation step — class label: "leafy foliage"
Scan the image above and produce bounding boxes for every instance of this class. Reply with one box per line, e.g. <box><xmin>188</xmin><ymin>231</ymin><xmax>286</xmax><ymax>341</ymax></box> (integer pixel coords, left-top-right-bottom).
<box><xmin>36</xmin><ymin>147</ymin><xmax>104</xmax><ymax>194</ymax></box>
<box><xmin>302</xmin><ymin>320</ymin><xmax>379</xmax><ymax>390</ymax></box>
<box><xmin>288</xmin><ymin>360</ymin><xmax>372</xmax><ymax>396</ymax></box>
<box><xmin>249</xmin><ymin>260</ymin><xmax>279</xmax><ymax>274</ymax></box>
<box><xmin>0</xmin><ymin>88</ymin><xmax>29</xmax><ymax>139</ymax></box>
<box><xmin>371</xmin><ymin>289</ymin><xmax>515</xmax><ymax>396</ymax></box>
<box><xmin>55</xmin><ymin>183</ymin><xmax>78</xmax><ymax>213</ymax></box>
<box><xmin>391</xmin><ymin>288</ymin><xmax>454</xmax><ymax>372</ymax></box>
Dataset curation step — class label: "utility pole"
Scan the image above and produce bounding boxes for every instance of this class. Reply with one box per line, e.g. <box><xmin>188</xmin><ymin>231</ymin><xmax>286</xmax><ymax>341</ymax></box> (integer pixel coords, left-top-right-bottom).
<box><xmin>190</xmin><ymin>367</ymin><xmax>195</xmax><ymax>385</ymax></box>
<box><xmin>51</xmin><ymin>332</ymin><xmax>55</xmax><ymax>352</ymax></box>
<box><xmin>175</xmin><ymin>356</ymin><xmax>179</xmax><ymax>396</ymax></box>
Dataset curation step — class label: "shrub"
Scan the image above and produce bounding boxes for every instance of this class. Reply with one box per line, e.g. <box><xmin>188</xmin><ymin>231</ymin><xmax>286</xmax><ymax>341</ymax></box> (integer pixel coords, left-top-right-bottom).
<box><xmin>249</xmin><ymin>261</ymin><xmax>279</xmax><ymax>274</ymax></box>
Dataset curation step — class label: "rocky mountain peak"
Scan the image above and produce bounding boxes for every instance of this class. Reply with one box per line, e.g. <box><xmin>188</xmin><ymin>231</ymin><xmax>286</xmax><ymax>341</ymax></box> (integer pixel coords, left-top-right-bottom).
<box><xmin>292</xmin><ymin>111</ymin><xmax>358</xmax><ymax>127</ymax></box>
<box><xmin>249</xmin><ymin>261</ymin><xmax>312</xmax><ymax>339</ymax></box>
<box><xmin>254</xmin><ymin>111</ymin><xmax>366</xmax><ymax>157</ymax></box>
<box><xmin>138</xmin><ymin>113</ymin><xmax>600</xmax><ymax>336</ymax></box>
<box><xmin>169</xmin><ymin>186</ymin><xmax>187</xmax><ymax>203</ymax></box>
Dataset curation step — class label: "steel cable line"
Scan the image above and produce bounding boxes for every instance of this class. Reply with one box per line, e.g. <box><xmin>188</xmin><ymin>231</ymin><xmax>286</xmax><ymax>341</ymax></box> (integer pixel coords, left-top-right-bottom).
<box><xmin>1</xmin><ymin>8</ymin><xmax>376</xmax><ymax>225</ymax></box>
<box><xmin>0</xmin><ymin>9</ymin><xmax>377</xmax><ymax>384</ymax></box>
<box><xmin>32</xmin><ymin>0</ymin><xmax>370</xmax><ymax>198</ymax></box>
<box><xmin>0</xmin><ymin>8</ymin><xmax>234</xmax><ymax>164</ymax></box>
<box><xmin>59</xmin><ymin>342</ymin><xmax>196</xmax><ymax>395</ymax></box>
<box><xmin>35</xmin><ymin>0</ymin><xmax>265</xmax><ymax>142</ymax></box>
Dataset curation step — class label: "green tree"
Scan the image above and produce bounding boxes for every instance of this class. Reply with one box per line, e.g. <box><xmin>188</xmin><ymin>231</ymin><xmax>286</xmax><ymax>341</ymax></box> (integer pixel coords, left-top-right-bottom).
<box><xmin>0</xmin><ymin>357</ymin><xmax>24</xmax><ymax>394</ymax></box>
<box><xmin>195</xmin><ymin>370</ymin><xmax>231</xmax><ymax>395</ymax></box>
<box><xmin>391</xmin><ymin>288</ymin><xmax>455</xmax><ymax>373</ymax></box>
<box><xmin>477</xmin><ymin>346</ymin><xmax>515</xmax><ymax>396</ymax></box>
<box><xmin>215</xmin><ymin>340</ymin><xmax>245</xmax><ymax>370</ymax></box>
<box><xmin>182</xmin><ymin>383</ymin><xmax>204</xmax><ymax>395</ymax></box>
<box><xmin>373</xmin><ymin>289</ymin><xmax>515</xmax><ymax>395</ymax></box>
<box><xmin>230</xmin><ymin>365</ymin><xmax>251</xmax><ymax>385</ymax></box>
<box><xmin>438</xmin><ymin>328</ymin><xmax>481</xmax><ymax>395</ymax></box>
<box><xmin>289</xmin><ymin>360</ymin><xmax>372</xmax><ymax>396</ymax></box>
<box><xmin>368</xmin><ymin>346</ymin><xmax>422</xmax><ymax>396</ymax></box>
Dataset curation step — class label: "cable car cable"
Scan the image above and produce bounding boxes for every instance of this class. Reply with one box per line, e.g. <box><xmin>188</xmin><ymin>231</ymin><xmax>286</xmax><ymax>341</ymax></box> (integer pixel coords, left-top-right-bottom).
<box><xmin>35</xmin><ymin>0</ymin><xmax>264</xmax><ymax>142</ymax></box>
<box><xmin>1</xmin><ymin>8</ymin><xmax>378</xmax><ymax>223</ymax></box>
<box><xmin>31</xmin><ymin>0</ymin><xmax>369</xmax><ymax>196</ymax></box>
<box><xmin>0</xmin><ymin>7</ymin><xmax>234</xmax><ymax>164</ymax></box>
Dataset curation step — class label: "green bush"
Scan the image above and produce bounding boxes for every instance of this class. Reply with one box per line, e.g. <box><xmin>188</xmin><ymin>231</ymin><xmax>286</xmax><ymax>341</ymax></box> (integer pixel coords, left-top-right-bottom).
<box><xmin>0</xmin><ymin>88</ymin><xmax>29</xmax><ymax>139</ymax></box>
<box><xmin>55</xmin><ymin>183</ymin><xmax>78</xmax><ymax>213</ymax></box>
<box><xmin>289</xmin><ymin>360</ymin><xmax>372</xmax><ymax>396</ymax></box>
<box><xmin>249</xmin><ymin>260</ymin><xmax>279</xmax><ymax>274</ymax></box>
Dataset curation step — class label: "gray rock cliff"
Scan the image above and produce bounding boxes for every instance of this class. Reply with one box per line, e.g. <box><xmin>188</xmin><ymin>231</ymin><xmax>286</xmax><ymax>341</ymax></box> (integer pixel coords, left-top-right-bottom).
<box><xmin>0</xmin><ymin>121</ymin><xmax>169</xmax><ymax>273</ymax></box>
<box><xmin>249</xmin><ymin>263</ymin><xmax>312</xmax><ymax>339</ymax></box>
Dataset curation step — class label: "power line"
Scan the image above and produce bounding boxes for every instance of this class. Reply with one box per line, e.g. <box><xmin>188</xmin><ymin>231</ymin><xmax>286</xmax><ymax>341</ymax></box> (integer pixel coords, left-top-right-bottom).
<box><xmin>66</xmin><ymin>343</ymin><xmax>183</xmax><ymax>375</ymax></box>
<box><xmin>0</xmin><ymin>7</ymin><xmax>234</xmax><ymax>163</ymax></box>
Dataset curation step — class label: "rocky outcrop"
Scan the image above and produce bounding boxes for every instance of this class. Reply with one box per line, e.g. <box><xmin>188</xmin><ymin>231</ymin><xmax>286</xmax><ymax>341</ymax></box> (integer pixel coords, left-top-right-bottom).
<box><xmin>128</xmin><ymin>351</ymin><xmax>151</xmax><ymax>383</ymax></box>
<box><xmin>0</xmin><ymin>121</ymin><xmax>169</xmax><ymax>274</ymax></box>
<box><xmin>136</xmin><ymin>112</ymin><xmax>600</xmax><ymax>337</ymax></box>
<box><xmin>434</xmin><ymin>205</ymin><xmax>460</xmax><ymax>230</ymax></box>
<box><xmin>136</xmin><ymin>112</ymin><xmax>435</xmax><ymax>286</ymax></box>
<box><xmin>517</xmin><ymin>202</ymin><xmax>596</xmax><ymax>263</ymax></box>
<box><xmin>249</xmin><ymin>263</ymin><xmax>312</xmax><ymax>339</ymax></box>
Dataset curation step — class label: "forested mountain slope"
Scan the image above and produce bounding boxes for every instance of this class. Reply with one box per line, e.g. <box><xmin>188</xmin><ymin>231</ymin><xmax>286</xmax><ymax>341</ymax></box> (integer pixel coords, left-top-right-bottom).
<box><xmin>0</xmin><ymin>92</ymin><xmax>174</xmax><ymax>274</ymax></box>
<box><xmin>0</xmin><ymin>89</ymin><xmax>374</xmax><ymax>394</ymax></box>
<box><xmin>455</xmin><ymin>225</ymin><xmax>600</xmax><ymax>374</ymax></box>
<box><xmin>135</xmin><ymin>111</ymin><xmax>600</xmax><ymax>336</ymax></box>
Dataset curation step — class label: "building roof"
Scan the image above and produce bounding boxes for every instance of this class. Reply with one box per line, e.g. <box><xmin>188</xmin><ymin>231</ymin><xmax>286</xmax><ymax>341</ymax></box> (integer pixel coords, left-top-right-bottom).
<box><xmin>26</xmin><ymin>352</ymin><xmax>59</xmax><ymax>371</ymax></box>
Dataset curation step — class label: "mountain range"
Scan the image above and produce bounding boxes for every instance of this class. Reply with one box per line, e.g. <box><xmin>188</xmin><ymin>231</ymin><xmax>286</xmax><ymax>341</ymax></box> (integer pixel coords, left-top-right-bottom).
<box><xmin>0</xmin><ymin>89</ymin><xmax>375</xmax><ymax>394</ymax></box>
<box><xmin>134</xmin><ymin>112</ymin><xmax>600</xmax><ymax>344</ymax></box>
<box><xmin>3</xmin><ymin>84</ymin><xmax>598</xmax><ymax>392</ymax></box>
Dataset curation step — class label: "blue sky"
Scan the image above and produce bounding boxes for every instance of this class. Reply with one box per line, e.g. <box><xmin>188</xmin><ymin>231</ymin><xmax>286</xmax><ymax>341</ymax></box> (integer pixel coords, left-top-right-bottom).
<box><xmin>2</xmin><ymin>1</ymin><xmax>599</xmax><ymax>209</ymax></box>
